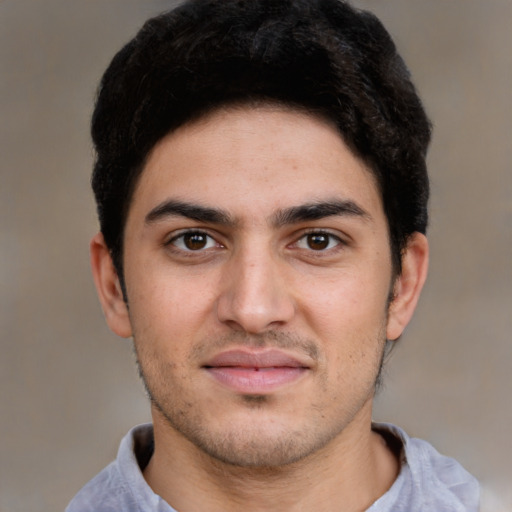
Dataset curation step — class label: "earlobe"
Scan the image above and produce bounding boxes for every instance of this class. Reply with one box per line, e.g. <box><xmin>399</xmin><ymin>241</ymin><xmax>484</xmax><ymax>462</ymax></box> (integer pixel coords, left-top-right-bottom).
<box><xmin>386</xmin><ymin>232</ymin><xmax>429</xmax><ymax>341</ymax></box>
<box><xmin>90</xmin><ymin>232</ymin><xmax>132</xmax><ymax>338</ymax></box>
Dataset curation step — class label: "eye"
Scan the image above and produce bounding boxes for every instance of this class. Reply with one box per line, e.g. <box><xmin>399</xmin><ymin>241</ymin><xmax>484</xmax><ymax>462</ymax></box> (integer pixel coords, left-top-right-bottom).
<box><xmin>295</xmin><ymin>232</ymin><xmax>342</xmax><ymax>251</ymax></box>
<box><xmin>169</xmin><ymin>231</ymin><xmax>218</xmax><ymax>251</ymax></box>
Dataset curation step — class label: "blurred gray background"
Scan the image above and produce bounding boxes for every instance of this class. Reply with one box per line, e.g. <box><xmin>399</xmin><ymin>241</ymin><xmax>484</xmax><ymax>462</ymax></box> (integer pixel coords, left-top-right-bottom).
<box><xmin>1</xmin><ymin>1</ymin><xmax>511</xmax><ymax>511</ymax></box>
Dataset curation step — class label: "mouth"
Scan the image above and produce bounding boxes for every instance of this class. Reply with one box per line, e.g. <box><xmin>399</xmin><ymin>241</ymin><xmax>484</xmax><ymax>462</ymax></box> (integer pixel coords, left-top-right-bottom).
<box><xmin>202</xmin><ymin>349</ymin><xmax>310</xmax><ymax>394</ymax></box>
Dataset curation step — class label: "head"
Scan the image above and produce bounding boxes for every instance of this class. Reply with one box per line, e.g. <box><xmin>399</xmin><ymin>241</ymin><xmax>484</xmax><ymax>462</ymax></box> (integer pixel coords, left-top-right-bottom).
<box><xmin>89</xmin><ymin>0</ymin><xmax>430</xmax><ymax>469</ymax></box>
<box><xmin>91</xmin><ymin>0</ymin><xmax>431</xmax><ymax>283</ymax></box>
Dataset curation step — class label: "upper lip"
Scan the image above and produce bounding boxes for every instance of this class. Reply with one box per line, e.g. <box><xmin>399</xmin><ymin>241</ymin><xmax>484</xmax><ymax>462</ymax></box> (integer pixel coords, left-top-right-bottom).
<box><xmin>203</xmin><ymin>349</ymin><xmax>310</xmax><ymax>369</ymax></box>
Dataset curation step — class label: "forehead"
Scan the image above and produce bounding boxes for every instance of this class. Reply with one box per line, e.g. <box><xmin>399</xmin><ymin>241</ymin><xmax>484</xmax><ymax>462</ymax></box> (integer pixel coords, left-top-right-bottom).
<box><xmin>128</xmin><ymin>106</ymin><xmax>384</xmax><ymax>224</ymax></box>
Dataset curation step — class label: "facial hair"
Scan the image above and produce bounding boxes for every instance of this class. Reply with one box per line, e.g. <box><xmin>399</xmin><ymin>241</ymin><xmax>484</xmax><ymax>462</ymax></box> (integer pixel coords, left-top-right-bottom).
<box><xmin>134</xmin><ymin>328</ymin><xmax>386</xmax><ymax>468</ymax></box>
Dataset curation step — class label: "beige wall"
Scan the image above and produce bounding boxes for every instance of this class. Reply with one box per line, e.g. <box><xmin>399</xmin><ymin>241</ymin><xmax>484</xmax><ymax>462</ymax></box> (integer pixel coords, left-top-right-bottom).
<box><xmin>1</xmin><ymin>1</ymin><xmax>510</xmax><ymax>511</ymax></box>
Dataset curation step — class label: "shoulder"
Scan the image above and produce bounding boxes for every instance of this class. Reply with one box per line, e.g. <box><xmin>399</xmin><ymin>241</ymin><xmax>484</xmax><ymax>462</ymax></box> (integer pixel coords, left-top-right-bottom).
<box><xmin>371</xmin><ymin>423</ymin><xmax>480</xmax><ymax>512</ymax></box>
<box><xmin>66</xmin><ymin>460</ymin><xmax>131</xmax><ymax>512</ymax></box>
<box><xmin>66</xmin><ymin>424</ymin><xmax>167</xmax><ymax>512</ymax></box>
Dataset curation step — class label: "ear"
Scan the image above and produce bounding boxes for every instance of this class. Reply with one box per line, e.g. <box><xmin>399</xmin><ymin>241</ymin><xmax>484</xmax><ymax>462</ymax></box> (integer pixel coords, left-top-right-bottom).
<box><xmin>90</xmin><ymin>232</ymin><xmax>132</xmax><ymax>338</ymax></box>
<box><xmin>386</xmin><ymin>232</ymin><xmax>429</xmax><ymax>341</ymax></box>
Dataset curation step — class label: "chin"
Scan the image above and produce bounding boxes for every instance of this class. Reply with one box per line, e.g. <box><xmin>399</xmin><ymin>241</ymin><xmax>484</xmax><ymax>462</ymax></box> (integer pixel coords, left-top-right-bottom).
<box><xmin>185</xmin><ymin>425</ymin><xmax>327</xmax><ymax>468</ymax></box>
<box><xmin>160</xmin><ymin>404</ymin><xmax>339</xmax><ymax>468</ymax></box>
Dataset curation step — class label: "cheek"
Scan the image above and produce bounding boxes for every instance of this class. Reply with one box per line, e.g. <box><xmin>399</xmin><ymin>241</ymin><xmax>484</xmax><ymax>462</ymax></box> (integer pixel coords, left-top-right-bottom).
<box><xmin>126</xmin><ymin>272</ymin><xmax>210</xmax><ymax>352</ymax></box>
<box><xmin>301</xmin><ymin>269</ymin><xmax>389</xmax><ymax>331</ymax></box>
<box><xmin>300</xmin><ymin>271</ymin><xmax>389</xmax><ymax>373</ymax></box>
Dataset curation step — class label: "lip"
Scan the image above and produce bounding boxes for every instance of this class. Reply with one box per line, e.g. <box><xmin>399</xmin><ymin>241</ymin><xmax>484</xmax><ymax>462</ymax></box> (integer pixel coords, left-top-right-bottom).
<box><xmin>203</xmin><ymin>349</ymin><xmax>310</xmax><ymax>394</ymax></box>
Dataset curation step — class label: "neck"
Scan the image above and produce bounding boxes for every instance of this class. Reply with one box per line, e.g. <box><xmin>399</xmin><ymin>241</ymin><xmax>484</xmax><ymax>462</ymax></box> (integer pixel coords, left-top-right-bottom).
<box><xmin>143</xmin><ymin>401</ymin><xmax>399</xmax><ymax>512</ymax></box>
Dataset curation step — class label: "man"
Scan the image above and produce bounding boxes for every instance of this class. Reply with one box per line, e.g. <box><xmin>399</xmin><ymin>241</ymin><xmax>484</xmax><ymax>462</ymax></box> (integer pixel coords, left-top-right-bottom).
<box><xmin>67</xmin><ymin>0</ymin><xmax>479</xmax><ymax>510</ymax></box>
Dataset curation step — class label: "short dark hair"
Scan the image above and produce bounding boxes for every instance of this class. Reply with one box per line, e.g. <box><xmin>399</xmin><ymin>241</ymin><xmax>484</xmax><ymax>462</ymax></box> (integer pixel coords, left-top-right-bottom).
<box><xmin>92</xmin><ymin>0</ymin><xmax>431</xmax><ymax>278</ymax></box>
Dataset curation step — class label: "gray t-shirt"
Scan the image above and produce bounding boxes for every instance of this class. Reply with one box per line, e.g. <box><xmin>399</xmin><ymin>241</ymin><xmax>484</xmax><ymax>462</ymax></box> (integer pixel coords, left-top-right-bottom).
<box><xmin>66</xmin><ymin>423</ymin><xmax>479</xmax><ymax>512</ymax></box>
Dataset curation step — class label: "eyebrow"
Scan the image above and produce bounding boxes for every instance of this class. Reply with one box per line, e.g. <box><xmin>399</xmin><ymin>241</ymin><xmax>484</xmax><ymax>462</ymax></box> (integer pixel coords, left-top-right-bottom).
<box><xmin>145</xmin><ymin>199</ymin><xmax>235</xmax><ymax>225</ymax></box>
<box><xmin>145</xmin><ymin>198</ymin><xmax>370</xmax><ymax>227</ymax></box>
<box><xmin>272</xmin><ymin>199</ymin><xmax>371</xmax><ymax>226</ymax></box>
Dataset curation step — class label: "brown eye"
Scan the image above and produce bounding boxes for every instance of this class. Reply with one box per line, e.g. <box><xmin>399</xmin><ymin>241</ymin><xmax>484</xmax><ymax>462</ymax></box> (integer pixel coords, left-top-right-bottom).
<box><xmin>170</xmin><ymin>231</ymin><xmax>217</xmax><ymax>251</ymax></box>
<box><xmin>306</xmin><ymin>233</ymin><xmax>330</xmax><ymax>250</ymax></box>
<box><xmin>295</xmin><ymin>232</ymin><xmax>342</xmax><ymax>251</ymax></box>
<box><xmin>183</xmin><ymin>233</ymin><xmax>208</xmax><ymax>250</ymax></box>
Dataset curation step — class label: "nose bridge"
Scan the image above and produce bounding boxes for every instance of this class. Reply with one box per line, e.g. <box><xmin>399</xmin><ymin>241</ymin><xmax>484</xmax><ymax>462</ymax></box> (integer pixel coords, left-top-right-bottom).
<box><xmin>216</xmin><ymin>240</ymin><xmax>295</xmax><ymax>333</ymax></box>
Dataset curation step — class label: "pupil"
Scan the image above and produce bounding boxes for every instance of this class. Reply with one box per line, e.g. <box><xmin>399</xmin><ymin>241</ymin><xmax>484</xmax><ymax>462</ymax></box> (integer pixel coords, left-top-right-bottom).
<box><xmin>308</xmin><ymin>234</ymin><xmax>329</xmax><ymax>250</ymax></box>
<box><xmin>184</xmin><ymin>233</ymin><xmax>207</xmax><ymax>250</ymax></box>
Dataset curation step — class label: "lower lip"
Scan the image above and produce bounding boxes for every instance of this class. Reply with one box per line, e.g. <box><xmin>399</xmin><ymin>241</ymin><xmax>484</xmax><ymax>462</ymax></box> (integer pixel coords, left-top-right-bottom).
<box><xmin>205</xmin><ymin>366</ymin><xmax>307</xmax><ymax>394</ymax></box>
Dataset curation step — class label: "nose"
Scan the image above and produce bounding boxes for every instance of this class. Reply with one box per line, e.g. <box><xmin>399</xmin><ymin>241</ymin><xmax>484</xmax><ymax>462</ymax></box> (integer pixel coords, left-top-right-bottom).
<box><xmin>216</xmin><ymin>248</ymin><xmax>296</xmax><ymax>334</ymax></box>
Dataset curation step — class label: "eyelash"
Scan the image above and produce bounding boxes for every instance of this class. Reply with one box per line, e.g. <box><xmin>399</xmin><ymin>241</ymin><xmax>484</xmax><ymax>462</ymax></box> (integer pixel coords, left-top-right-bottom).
<box><xmin>165</xmin><ymin>229</ymin><xmax>345</xmax><ymax>256</ymax></box>
<box><xmin>292</xmin><ymin>230</ymin><xmax>344</xmax><ymax>252</ymax></box>
<box><xmin>166</xmin><ymin>230</ymin><xmax>221</xmax><ymax>253</ymax></box>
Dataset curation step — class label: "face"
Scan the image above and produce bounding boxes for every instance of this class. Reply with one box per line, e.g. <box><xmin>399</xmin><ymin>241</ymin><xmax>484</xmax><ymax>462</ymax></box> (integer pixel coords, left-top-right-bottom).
<box><xmin>92</xmin><ymin>106</ymin><xmax>427</xmax><ymax>467</ymax></box>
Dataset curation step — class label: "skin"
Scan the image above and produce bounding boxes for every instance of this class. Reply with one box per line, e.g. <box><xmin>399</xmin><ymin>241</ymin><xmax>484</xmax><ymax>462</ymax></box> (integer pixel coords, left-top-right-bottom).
<box><xmin>91</xmin><ymin>106</ymin><xmax>428</xmax><ymax>511</ymax></box>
